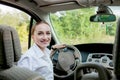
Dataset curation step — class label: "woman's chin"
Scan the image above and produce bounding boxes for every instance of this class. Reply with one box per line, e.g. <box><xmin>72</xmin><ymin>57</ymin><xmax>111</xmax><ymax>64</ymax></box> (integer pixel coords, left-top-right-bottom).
<box><xmin>41</xmin><ymin>44</ymin><xmax>49</xmax><ymax>47</ymax></box>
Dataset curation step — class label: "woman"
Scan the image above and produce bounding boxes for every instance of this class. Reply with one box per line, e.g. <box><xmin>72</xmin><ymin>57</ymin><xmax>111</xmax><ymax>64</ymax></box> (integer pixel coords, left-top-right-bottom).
<box><xmin>17</xmin><ymin>21</ymin><xmax>65</xmax><ymax>80</ymax></box>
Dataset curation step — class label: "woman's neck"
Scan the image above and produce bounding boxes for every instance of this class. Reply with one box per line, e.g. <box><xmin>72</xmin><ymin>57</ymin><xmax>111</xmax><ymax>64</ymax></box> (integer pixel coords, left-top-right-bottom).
<box><xmin>39</xmin><ymin>46</ymin><xmax>46</xmax><ymax>53</ymax></box>
<box><xmin>35</xmin><ymin>43</ymin><xmax>46</xmax><ymax>53</ymax></box>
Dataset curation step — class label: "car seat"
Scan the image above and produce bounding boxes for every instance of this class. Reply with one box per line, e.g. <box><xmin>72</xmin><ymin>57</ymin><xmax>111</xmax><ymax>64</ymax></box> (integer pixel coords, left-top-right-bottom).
<box><xmin>0</xmin><ymin>25</ymin><xmax>45</xmax><ymax>80</ymax></box>
<box><xmin>0</xmin><ymin>25</ymin><xmax>21</xmax><ymax>69</ymax></box>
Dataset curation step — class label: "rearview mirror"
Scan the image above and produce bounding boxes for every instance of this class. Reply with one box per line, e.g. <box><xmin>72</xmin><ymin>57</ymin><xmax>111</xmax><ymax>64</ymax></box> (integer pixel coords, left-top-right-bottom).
<box><xmin>90</xmin><ymin>4</ymin><xmax>116</xmax><ymax>22</ymax></box>
<box><xmin>90</xmin><ymin>14</ymin><xmax>116</xmax><ymax>22</ymax></box>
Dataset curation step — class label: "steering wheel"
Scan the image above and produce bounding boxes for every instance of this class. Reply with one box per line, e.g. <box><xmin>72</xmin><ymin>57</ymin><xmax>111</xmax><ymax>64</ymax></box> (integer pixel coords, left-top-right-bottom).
<box><xmin>75</xmin><ymin>63</ymin><xmax>112</xmax><ymax>80</ymax></box>
<box><xmin>51</xmin><ymin>45</ymin><xmax>82</xmax><ymax>78</ymax></box>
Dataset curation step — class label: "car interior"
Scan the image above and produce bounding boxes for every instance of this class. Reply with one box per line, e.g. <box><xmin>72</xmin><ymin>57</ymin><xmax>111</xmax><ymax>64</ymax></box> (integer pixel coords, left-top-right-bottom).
<box><xmin>0</xmin><ymin>0</ymin><xmax>120</xmax><ymax>80</ymax></box>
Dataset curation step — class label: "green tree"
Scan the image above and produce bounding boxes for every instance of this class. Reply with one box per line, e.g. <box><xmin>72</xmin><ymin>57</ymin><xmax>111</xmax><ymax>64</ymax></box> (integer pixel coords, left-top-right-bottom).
<box><xmin>50</xmin><ymin>7</ymin><xmax>116</xmax><ymax>44</ymax></box>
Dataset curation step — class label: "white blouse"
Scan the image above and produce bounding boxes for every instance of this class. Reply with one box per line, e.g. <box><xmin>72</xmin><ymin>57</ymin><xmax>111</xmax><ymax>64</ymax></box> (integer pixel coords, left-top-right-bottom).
<box><xmin>17</xmin><ymin>43</ymin><xmax>53</xmax><ymax>80</ymax></box>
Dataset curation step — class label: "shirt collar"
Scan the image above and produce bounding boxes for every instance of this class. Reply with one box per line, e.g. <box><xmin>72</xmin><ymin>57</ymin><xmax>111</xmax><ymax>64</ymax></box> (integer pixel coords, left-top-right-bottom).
<box><xmin>32</xmin><ymin>43</ymin><xmax>50</xmax><ymax>58</ymax></box>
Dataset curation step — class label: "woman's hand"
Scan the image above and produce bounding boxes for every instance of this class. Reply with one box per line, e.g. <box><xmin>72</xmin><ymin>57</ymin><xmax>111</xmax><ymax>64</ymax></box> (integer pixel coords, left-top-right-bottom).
<box><xmin>50</xmin><ymin>44</ymin><xmax>66</xmax><ymax>56</ymax></box>
<box><xmin>51</xmin><ymin>44</ymin><xmax>66</xmax><ymax>50</ymax></box>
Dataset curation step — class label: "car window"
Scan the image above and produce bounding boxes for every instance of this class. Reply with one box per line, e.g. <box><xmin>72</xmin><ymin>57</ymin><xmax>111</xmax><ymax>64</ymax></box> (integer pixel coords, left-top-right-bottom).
<box><xmin>50</xmin><ymin>6</ymin><xmax>120</xmax><ymax>45</ymax></box>
<box><xmin>0</xmin><ymin>4</ymin><xmax>31</xmax><ymax>53</ymax></box>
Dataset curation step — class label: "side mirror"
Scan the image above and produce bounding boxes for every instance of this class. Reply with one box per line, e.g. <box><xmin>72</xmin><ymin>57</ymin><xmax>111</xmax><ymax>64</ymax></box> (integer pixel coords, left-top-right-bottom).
<box><xmin>90</xmin><ymin>14</ymin><xmax>116</xmax><ymax>22</ymax></box>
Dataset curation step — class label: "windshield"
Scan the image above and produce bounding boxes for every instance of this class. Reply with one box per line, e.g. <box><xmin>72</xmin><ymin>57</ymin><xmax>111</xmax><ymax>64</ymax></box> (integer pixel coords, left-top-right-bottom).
<box><xmin>50</xmin><ymin>7</ymin><xmax>120</xmax><ymax>45</ymax></box>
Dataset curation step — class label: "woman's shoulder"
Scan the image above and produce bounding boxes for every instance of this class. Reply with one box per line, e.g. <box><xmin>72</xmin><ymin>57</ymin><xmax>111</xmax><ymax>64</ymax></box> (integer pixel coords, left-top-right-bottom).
<box><xmin>20</xmin><ymin>45</ymin><xmax>35</xmax><ymax>58</ymax></box>
<box><xmin>24</xmin><ymin>47</ymin><xmax>35</xmax><ymax>56</ymax></box>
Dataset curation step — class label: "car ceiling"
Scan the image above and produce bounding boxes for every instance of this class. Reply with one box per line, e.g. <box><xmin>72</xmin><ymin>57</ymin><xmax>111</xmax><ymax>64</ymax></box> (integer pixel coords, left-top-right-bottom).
<box><xmin>0</xmin><ymin>0</ymin><xmax>120</xmax><ymax>13</ymax></box>
<box><xmin>0</xmin><ymin>0</ymin><xmax>120</xmax><ymax>22</ymax></box>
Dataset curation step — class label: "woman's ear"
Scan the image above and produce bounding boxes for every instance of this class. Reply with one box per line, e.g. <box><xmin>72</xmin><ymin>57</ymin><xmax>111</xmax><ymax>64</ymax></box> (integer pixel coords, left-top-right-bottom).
<box><xmin>31</xmin><ymin>35</ymin><xmax>34</xmax><ymax>39</ymax></box>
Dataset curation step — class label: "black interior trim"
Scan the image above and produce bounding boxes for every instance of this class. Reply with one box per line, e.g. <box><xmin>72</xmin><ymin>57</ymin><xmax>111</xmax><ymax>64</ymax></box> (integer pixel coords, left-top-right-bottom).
<box><xmin>75</xmin><ymin>43</ymin><xmax>113</xmax><ymax>53</ymax></box>
<box><xmin>28</xmin><ymin>18</ymin><xmax>33</xmax><ymax>49</ymax></box>
<box><xmin>113</xmin><ymin>18</ymin><xmax>120</xmax><ymax>79</ymax></box>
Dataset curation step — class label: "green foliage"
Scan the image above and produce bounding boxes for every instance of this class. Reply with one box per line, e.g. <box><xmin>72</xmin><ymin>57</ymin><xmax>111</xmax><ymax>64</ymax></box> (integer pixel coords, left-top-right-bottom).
<box><xmin>16</xmin><ymin>24</ymin><xmax>28</xmax><ymax>42</ymax></box>
<box><xmin>0</xmin><ymin>10</ymin><xmax>29</xmax><ymax>27</ymax></box>
<box><xmin>50</xmin><ymin>8</ymin><xmax>116</xmax><ymax>44</ymax></box>
<box><xmin>0</xmin><ymin>10</ymin><xmax>29</xmax><ymax>42</ymax></box>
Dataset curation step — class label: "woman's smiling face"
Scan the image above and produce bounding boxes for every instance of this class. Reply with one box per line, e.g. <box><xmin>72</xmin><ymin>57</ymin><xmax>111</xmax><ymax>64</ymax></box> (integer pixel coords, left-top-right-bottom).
<box><xmin>32</xmin><ymin>22</ymin><xmax>51</xmax><ymax>50</ymax></box>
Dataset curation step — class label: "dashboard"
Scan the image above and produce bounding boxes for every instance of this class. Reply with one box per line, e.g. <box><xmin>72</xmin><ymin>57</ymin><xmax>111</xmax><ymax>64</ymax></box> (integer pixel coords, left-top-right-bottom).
<box><xmin>86</xmin><ymin>53</ymin><xmax>113</xmax><ymax>69</ymax></box>
<box><xmin>75</xmin><ymin>43</ymin><xmax>114</xmax><ymax>69</ymax></box>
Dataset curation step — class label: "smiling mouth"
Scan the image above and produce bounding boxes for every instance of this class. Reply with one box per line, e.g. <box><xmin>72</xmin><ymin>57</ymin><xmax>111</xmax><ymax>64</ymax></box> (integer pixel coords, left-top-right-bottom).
<box><xmin>41</xmin><ymin>41</ymin><xmax>49</xmax><ymax>44</ymax></box>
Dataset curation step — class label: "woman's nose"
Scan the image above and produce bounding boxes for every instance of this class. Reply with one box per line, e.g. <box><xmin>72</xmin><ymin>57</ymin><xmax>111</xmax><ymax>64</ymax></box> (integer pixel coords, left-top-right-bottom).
<box><xmin>43</xmin><ymin>34</ymin><xmax>48</xmax><ymax>39</ymax></box>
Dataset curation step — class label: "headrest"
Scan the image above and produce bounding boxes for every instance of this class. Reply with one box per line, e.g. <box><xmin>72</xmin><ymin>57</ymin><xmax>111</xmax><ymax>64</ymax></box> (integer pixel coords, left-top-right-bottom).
<box><xmin>0</xmin><ymin>25</ymin><xmax>21</xmax><ymax>69</ymax></box>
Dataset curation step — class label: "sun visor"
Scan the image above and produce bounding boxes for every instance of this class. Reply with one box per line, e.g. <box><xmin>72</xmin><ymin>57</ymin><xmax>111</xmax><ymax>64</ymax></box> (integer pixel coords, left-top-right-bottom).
<box><xmin>75</xmin><ymin>0</ymin><xmax>113</xmax><ymax>7</ymax></box>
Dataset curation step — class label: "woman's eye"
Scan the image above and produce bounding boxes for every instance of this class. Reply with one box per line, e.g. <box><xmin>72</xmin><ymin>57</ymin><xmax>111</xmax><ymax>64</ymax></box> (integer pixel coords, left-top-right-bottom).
<box><xmin>37</xmin><ymin>32</ymin><xmax>51</xmax><ymax>35</ymax></box>
<box><xmin>38</xmin><ymin>32</ymin><xmax>43</xmax><ymax>35</ymax></box>
<box><xmin>47</xmin><ymin>32</ymin><xmax>51</xmax><ymax>35</ymax></box>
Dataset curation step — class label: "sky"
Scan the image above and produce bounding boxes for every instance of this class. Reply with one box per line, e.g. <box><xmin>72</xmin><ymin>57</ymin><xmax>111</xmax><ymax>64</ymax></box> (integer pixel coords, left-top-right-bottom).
<box><xmin>0</xmin><ymin>4</ymin><xmax>21</xmax><ymax>13</ymax></box>
<box><xmin>109</xmin><ymin>6</ymin><xmax>120</xmax><ymax>16</ymax></box>
<box><xmin>0</xmin><ymin>4</ymin><xmax>13</xmax><ymax>12</ymax></box>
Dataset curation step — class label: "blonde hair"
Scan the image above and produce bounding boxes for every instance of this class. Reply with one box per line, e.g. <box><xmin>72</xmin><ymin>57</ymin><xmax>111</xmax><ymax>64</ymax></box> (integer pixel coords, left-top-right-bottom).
<box><xmin>31</xmin><ymin>21</ymin><xmax>50</xmax><ymax>35</ymax></box>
